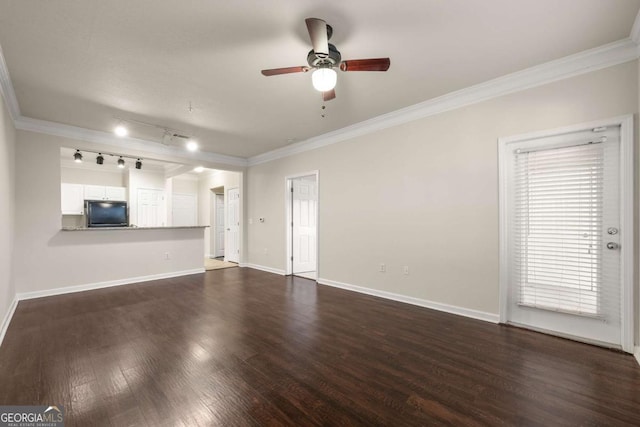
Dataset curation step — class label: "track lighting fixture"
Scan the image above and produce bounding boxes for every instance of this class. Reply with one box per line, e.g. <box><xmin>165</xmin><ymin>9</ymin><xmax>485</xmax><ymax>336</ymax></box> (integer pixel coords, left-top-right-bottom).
<box><xmin>70</xmin><ymin>148</ymin><xmax>145</xmax><ymax>169</ymax></box>
<box><xmin>114</xmin><ymin>118</ymin><xmax>198</xmax><ymax>153</ymax></box>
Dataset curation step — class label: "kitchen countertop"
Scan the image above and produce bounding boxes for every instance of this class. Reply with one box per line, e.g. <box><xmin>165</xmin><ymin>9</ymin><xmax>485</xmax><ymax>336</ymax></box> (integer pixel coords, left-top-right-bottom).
<box><xmin>61</xmin><ymin>226</ymin><xmax>208</xmax><ymax>231</ymax></box>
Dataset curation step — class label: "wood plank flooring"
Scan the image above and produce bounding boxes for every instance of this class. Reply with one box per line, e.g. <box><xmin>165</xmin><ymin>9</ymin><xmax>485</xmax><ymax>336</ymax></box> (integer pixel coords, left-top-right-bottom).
<box><xmin>1</xmin><ymin>268</ymin><xmax>639</xmax><ymax>426</ymax></box>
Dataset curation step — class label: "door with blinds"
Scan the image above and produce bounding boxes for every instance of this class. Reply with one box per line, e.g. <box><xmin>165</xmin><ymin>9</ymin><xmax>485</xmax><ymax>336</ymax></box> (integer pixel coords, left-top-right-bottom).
<box><xmin>500</xmin><ymin>119</ymin><xmax>632</xmax><ymax>351</ymax></box>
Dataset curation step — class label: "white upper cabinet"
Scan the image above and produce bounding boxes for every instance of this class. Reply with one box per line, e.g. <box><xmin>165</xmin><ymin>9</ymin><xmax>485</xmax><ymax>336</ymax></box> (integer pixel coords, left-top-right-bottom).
<box><xmin>84</xmin><ymin>185</ymin><xmax>127</xmax><ymax>201</ymax></box>
<box><xmin>105</xmin><ymin>186</ymin><xmax>127</xmax><ymax>201</ymax></box>
<box><xmin>61</xmin><ymin>183</ymin><xmax>85</xmax><ymax>215</ymax></box>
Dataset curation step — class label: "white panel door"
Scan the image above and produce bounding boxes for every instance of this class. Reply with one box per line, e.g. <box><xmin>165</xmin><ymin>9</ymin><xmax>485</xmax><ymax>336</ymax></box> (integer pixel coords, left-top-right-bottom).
<box><xmin>292</xmin><ymin>177</ymin><xmax>317</xmax><ymax>274</ymax></box>
<box><xmin>215</xmin><ymin>194</ymin><xmax>225</xmax><ymax>258</ymax></box>
<box><xmin>226</xmin><ymin>188</ymin><xmax>240</xmax><ymax>263</ymax></box>
<box><xmin>137</xmin><ymin>189</ymin><xmax>164</xmax><ymax>227</ymax></box>
<box><xmin>504</xmin><ymin>125</ymin><xmax>626</xmax><ymax>348</ymax></box>
<box><xmin>172</xmin><ymin>193</ymin><xmax>197</xmax><ymax>226</ymax></box>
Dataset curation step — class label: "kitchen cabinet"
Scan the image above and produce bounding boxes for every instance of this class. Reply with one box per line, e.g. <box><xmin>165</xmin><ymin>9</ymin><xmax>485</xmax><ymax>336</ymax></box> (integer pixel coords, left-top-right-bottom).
<box><xmin>84</xmin><ymin>185</ymin><xmax>127</xmax><ymax>201</ymax></box>
<box><xmin>61</xmin><ymin>183</ymin><xmax>84</xmax><ymax>215</ymax></box>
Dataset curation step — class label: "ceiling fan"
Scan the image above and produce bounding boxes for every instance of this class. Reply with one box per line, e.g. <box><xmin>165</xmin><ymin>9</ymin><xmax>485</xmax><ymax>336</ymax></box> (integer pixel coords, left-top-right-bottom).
<box><xmin>261</xmin><ymin>18</ymin><xmax>390</xmax><ymax>101</ymax></box>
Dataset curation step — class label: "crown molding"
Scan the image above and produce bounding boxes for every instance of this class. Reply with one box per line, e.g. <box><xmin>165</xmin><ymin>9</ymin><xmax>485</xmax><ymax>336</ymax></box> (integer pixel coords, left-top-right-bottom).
<box><xmin>0</xmin><ymin>44</ymin><xmax>20</xmax><ymax>121</ymax></box>
<box><xmin>14</xmin><ymin>116</ymin><xmax>248</xmax><ymax>168</ymax></box>
<box><xmin>248</xmin><ymin>38</ymin><xmax>640</xmax><ymax>166</ymax></box>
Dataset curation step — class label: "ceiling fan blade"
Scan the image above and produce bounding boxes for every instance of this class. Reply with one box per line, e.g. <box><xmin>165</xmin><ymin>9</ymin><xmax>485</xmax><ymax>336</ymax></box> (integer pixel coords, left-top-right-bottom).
<box><xmin>261</xmin><ymin>66</ymin><xmax>310</xmax><ymax>76</ymax></box>
<box><xmin>322</xmin><ymin>89</ymin><xmax>336</xmax><ymax>101</ymax></box>
<box><xmin>339</xmin><ymin>58</ymin><xmax>390</xmax><ymax>72</ymax></box>
<box><xmin>305</xmin><ymin>18</ymin><xmax>329</xmax><ymax>58</ymax></box>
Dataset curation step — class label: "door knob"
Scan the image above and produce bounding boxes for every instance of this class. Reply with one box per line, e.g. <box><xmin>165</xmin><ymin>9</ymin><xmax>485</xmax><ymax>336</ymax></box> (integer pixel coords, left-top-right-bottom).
<box><xmin>607</xmin><ymin>242</ymin><xmax>619</xmax><ymax>250</ymax></box>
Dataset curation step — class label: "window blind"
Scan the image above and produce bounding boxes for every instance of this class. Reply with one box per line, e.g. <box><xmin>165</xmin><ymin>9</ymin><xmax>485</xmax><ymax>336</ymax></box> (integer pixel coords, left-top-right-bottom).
<box><xmin>512</xmin><ymin>136</ymin><xmax>620</xmax><ymax>320</ymax></box>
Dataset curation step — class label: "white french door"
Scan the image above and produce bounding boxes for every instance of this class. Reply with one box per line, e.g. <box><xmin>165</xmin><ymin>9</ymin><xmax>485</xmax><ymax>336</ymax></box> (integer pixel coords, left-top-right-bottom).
<box><xmin>500</xmin><ymin>117</ymin><xmax>633</xmax><ymax>352</ymax></box>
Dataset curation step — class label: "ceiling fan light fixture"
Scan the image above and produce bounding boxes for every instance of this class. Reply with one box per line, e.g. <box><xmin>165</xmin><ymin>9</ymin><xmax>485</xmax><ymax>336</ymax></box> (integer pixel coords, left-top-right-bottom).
<box><xmin>312</xmin><ymin>68</ymin><xmax>337</xmax><ymax>92</ymax></box>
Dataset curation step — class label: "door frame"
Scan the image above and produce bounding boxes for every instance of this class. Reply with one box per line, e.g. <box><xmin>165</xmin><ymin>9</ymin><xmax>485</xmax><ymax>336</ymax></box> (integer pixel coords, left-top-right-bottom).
<box><xmin>226</xmin><ymin>187</ymin><xmax>240</xmax><ymax>263</ymax></box>
<box><xmin>212</xmin><ymin>191</ymin><xmax>225</xmax><ymax>258</ymax></box>
<box><xmin>285</xmin><ymin>171</ymin><xmax>319</xmax><ymax>277</ymax></box>
<box><xmin>498</xmin><ymin>115</ymin><xmax>634</xmax><ymax>353</ymax></box>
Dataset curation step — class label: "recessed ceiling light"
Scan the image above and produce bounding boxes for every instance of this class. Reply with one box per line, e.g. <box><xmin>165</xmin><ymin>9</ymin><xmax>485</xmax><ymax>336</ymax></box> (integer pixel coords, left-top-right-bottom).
<box><xmin>186</xmin><ymin>140</ymin><xmax>198</xmax><ymax>151</ymax></box>
<box><xmin>114</xmin><ymin>125</ymin><xmax>128</xmax><ymax>137</ymax></box>
<box><xmin>193</xmin><ymin>166</ymin><xmax>204</xmax><ymax>173</ymax></box>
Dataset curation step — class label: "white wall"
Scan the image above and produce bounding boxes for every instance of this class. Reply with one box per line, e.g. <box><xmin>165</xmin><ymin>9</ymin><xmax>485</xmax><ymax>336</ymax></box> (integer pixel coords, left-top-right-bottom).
<box><xmin>0</xmin><ymin>91</ymin><xmax>16</xmax><ymax>328</ymax></box>
<box><xmin>198</xmin><ymin>170</ymin><xmax>241</xmax><ymax>257</ymax></box>
<box><xmin>246</xmin><ymin>61</ymin><xmax>639</xmax><ymax>316</ymax></box>
<box><xmin>12</xmin><ymin>131</ymin><xmax>205</xmax><ymax>294</ymax></box>
<box><xmin>172</xmin><ymin>175</ymin><xmax>198</xmax><ymax>195</ymax></box>
<box><xmin>61</xmin><ymin>165</ymin><xmax>125</xmax><ymax>187</ymax></box>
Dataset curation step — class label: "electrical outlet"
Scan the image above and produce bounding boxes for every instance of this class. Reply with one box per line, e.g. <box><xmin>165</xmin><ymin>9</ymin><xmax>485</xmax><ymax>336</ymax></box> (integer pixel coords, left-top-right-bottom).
<box><xmin>164</xmin><ymin>252</ymin><xmax>170</xmax><ymax>260</ymax></box>
<box><xmin>403</xmin><ymin>266</ymin><xmax>409</xmax><ymax>275</ymax></box>
<box><xmin>379</xmin><ymin>263</ymin><xmax>386</xmax><ymax>272</ymax></box>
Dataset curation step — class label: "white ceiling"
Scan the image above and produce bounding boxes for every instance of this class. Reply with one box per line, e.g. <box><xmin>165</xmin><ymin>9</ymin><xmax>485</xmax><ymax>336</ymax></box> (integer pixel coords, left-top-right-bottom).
<box><xmin>1</xmin><ymin>1</ymin><xmax>639</xmax><ymax>158</ymax></box>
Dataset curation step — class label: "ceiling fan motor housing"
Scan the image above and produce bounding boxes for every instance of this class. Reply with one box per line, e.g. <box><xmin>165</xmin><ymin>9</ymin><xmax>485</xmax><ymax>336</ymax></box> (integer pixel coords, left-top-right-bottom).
<box><xmin>307</xmin><ymin>43</ymin><xmax>341</xmax><ymax>68</ymax></box>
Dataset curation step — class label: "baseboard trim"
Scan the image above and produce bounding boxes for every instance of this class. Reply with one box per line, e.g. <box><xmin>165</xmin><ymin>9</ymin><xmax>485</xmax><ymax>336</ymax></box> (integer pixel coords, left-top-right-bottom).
<box><xmin>634</xmin><ymin>347</ymin><xmax>640</xmax><ymax>366</ymax></box>
<box><xmin>243</xmin><ymin>263</ymin><xmax>286</xmax><ymax>275</ymax></box>
<box><xmin>0</xmin><ymin>296</ymin><xmax>19</xmax><ymax>349</ymax></box>
<box><xmin>17</xmin><ymin>268</ymin><xmax>205</xmax><ymax>301</ymax></box>
<box><xmin>317</xmin><ymin>277</ymin><xmax>499</xmax><ymax>324</ymax></box>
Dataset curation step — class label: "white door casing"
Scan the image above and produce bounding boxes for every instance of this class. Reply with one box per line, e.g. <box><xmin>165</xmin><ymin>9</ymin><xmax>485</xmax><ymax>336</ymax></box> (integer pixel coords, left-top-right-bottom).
<box><xmin>285</xmin><ymin>171</ymin><xmax>319</xmax><ymax>277</ymax></box>
<box><xmin>215</xmin><ymin>194</ymin><xmax>225</xmax><ymax>258</ymax></box>
<box><xmin>499</xmin><ymin>115</ymin><xmax>633</xmax><ymax>353</ymax></box>
<box><xmin>226</xmin><ymin>188</ymin><xmax>240</xmax><ymax>263</ymax></box>
<box><xmin>292</xmin><ymin>177</ymin><xmax>318</xmax><ymax>274</ymax></box>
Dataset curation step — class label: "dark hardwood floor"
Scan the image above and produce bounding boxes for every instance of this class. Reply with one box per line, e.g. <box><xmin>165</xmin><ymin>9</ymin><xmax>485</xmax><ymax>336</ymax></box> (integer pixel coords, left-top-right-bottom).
<box><xmin>1</xmin><ymin>268</ymin><xmax>639</xmax><ymax>426</ymax></box>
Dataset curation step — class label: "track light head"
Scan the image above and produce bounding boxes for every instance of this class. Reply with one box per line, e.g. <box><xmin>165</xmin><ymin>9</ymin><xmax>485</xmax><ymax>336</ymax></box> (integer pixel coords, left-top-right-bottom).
<box><xmin>73</xmin><ymin>150</ymin><xmax>83</xmax><ymax>163</ymax></box>
<box><xmin>117</xmin><ymin>157</ymin><xmax>125</xmax><ymax>168</ymax></box>
<box><xmin>135</xmin><ymin>159</ymin><xmax>142</xmax><ymax>170</ymax></box>
<box><xmin>96</xmin><ymin>153</ymin><xmax>104</xmax><ymax>165</ymax></box>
